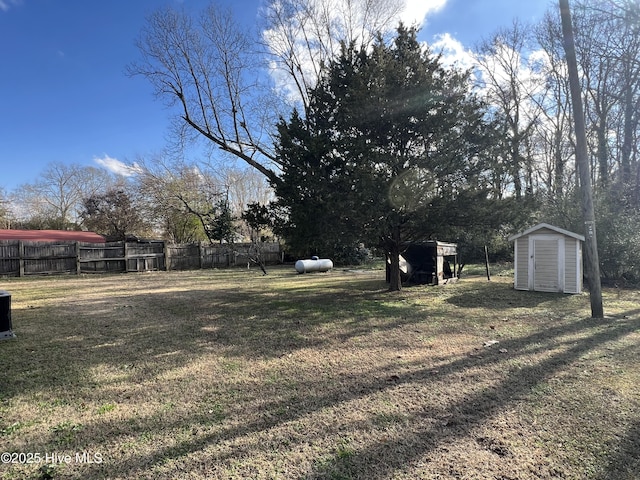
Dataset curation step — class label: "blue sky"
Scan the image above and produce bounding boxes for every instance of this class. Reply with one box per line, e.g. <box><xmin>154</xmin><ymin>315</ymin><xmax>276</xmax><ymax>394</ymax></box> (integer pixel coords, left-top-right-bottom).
<box><xmin>0</xmin><ymin>0</ymin><xmax>552</xmax><ymax>192</ymax></box>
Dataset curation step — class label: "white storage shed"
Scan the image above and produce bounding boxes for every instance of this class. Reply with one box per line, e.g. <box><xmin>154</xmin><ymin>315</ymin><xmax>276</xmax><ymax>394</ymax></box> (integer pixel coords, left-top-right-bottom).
<box><xmin>508</xmin><ymin>223</ymin><xmax>585</xmax><ymax>294</ymax></box>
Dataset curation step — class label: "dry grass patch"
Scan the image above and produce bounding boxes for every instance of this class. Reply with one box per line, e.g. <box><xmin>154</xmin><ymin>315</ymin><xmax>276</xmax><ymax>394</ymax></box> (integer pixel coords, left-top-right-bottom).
<box><xmin>0</xmin><ymin>267</ymin><xmax>639</xmax><ymax>479</ymax></box>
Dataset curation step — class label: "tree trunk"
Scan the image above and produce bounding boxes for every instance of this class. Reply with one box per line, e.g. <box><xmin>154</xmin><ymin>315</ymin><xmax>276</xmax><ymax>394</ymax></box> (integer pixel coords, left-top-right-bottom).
<box><xmin>596</xmin><ymin>120</ymin><xmax>609</xmax><ymax>188</ymax></box>
<box><xmin>554</xmin><ymin>128</ymin><xmax>565</xmax><ymax>199</ymax></box>
<box><xmin>620</xmin><ymin>88</ymin><xmax>635</xmax><ymax>184</ymax></box>
<box><xmin>559</xmin><ymin>0</ymin><xmax>604</xmax><ymax>319</ymax></box>
<box><xmin>388</xmin><ymin>224</ymin><xmax>402</xmax><ymax>292</ymax></box>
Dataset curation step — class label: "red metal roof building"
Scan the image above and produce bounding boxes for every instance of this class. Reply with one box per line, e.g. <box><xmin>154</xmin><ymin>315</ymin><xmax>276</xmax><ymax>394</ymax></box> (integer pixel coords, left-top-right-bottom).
<box><xmin>0</xmin><ymin>229</ymin><xmax>105</xmax><ymax>243</ymax></box>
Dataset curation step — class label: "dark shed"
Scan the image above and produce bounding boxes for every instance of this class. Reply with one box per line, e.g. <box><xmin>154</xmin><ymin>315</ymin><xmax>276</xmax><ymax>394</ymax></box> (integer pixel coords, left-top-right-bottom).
<box><xmin>387</xmin><ymin>240</ymin><xmax>459</xmax><ymax>285</ymax></box>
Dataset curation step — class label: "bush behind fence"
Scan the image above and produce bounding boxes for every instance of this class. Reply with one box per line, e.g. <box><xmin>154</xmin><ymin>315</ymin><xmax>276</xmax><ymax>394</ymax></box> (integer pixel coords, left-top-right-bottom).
<box><xmin>0</xmin><ymin>240</ymin><xmax>282</xmax><ymax>277</ymax></box>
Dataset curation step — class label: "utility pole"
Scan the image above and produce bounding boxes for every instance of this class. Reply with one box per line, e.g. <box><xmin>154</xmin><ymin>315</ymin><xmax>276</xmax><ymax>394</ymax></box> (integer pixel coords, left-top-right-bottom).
<box><xmin>559</xmin><ymin>0</ymin><xmax>604</xmax><ymax>318</ymax></box>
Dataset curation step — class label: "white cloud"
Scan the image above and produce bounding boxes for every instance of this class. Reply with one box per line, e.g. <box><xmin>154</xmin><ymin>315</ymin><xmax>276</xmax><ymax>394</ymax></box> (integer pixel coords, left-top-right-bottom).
<box><xmin>94</xmin><ymin>155</ymin><xmax>141</xmax><ymax>177</ymax></box>
<box><xmin>263</xmin><ymin>0</ymin><xmax>452</xmax><ymax>106</ymax></box>
<box><xmin>0</xmin><ymin>0</ymin><xmax>22</xmax><ymax>12</ymax></box>
<box><xmin>399</xmin><ymin>0</ymin><xmax>447</xmax><ymax>28</ymax></box>
<box><xmin>431</xmin><ymin>32</ymin><xmax>475</xmax><ymax>71</ymax></box>
<box><xmin>475</xmin><ymin>42</ymin><xmax>549</xmax><ymax>95</ymax></box>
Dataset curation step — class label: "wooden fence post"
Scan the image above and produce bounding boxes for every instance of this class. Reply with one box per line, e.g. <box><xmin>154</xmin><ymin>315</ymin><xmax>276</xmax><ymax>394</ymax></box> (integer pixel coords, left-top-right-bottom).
<box><xmin>18</xmin><ymin>241</ymin><xmax>24</xmax><ymax>277</ymax></box>
<box><xmin>75</xmin><ymin>242</ymin><xmax>81</xmax><ymax>275</ymax></box>
<box><xmin>163</xmin><ymin>241</ymin><xmax>169</xmax><ymax>271</ymax></box>
<box><xmin>484</xmin><ymin>245</ymin><xmax>491</xmax><ymax>281</ymax></box>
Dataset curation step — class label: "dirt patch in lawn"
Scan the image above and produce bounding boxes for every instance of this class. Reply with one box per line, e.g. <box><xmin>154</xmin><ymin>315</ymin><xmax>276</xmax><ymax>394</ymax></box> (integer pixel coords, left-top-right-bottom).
<box><xmin>1</xmin><ymin>267</ymin><xmax>639</xmax><ymax>479</ymax></box>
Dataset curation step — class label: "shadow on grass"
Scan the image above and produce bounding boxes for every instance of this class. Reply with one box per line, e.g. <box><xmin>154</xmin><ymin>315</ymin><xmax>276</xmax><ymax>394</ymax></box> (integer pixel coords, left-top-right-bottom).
<box><xmin>301</xmin><ymin>312</ymin><xmax>640</xmax><ymax>480</ymax></box>
<box><xmin>597</xmin><ymin>419</ymin><xmax>640</xmax><ymax>480</ymax></box>
<box><xmin>28</xmin><ymin>312</ymin><xmax>639</xmax><ymax>479</ymax></box>
<box><xmin>0</xmin><ymin>273</ymin><xmax>414</xmax><ymax>401</ymax></box>
<box><xmin>1</xmin><ymin>272</ymin><xmax>639</xmax><ymax>479</ymax></box>
<box><xmin>445</xmin><ymin>283</ymin><xmax>568</xmax><ymax>310</ymax></box>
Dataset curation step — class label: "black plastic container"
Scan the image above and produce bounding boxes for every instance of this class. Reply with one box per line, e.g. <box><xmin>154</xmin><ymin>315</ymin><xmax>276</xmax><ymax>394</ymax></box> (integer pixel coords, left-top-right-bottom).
<box><xmin>0</xmin><ymin>290</ymin><xmax>15</xmax><ymax>340</ymax></box>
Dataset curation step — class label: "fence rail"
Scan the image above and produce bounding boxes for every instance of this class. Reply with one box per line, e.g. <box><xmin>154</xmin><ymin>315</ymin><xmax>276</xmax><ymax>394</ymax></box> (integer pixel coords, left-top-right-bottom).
<box><xmin>0</xmin><ymin>240</ymin><xmax>281</xmax><ymax>277</ymax></box>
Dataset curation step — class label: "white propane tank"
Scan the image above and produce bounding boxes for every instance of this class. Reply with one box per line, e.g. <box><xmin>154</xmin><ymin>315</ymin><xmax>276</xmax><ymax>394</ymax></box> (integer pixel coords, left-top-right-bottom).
<box><xmin>295</xmin><ymin>258</ymin><xmax>333</xmax><ymax>273</ymax></box>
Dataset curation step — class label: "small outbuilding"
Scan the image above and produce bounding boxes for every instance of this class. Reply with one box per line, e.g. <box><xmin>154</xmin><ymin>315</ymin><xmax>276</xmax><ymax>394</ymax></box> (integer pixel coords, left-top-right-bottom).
<box><xmin>386</xmin><ymin>241</ymin><xmax>459</xmax><ymax>285</ymax></box>
<box><xmin>508</xmin><ymin>223</ymin><xmax>584</xmax><ymax>294</ymax></box>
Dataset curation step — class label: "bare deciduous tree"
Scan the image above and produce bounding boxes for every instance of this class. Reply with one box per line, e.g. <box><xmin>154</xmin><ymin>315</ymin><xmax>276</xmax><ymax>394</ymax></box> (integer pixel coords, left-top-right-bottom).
<box><xmin>572</xmin><ymin>1</ymin><xmax>620</xmax><ymax>189</ymax></box>
<box><xmin>0</xmin><ymin>188</ymin><xmax>12</xmax><ymax>229</ymax></box>
<box><xmin>129</xmin><ymin>0</ymin><xmax>405</xmax><ymax>185</ymax></box>
<box><xmin>136</xmin><ymin>155</ymin><xmax>271</xmax><ymax>243</ymax></box>
<box><xmin>603</xmin><ymin>2</ymin><xmax>640</xmax><ymax>185</ymax></box>
<box><xmin>533</xmin><ymin>10</ymin><xmax>576</xmax><ymax>202</ymax></box>
<box><xmin>136</xmin><ymin>157</ymin><xmax>223</xmax><ymax>243</ymax></box>
<box><xmin>11</xmin><ymin>162</ymin><xmax>114</xmax><ymax>230</ymax></box>
<box><xmin>129</xmin><ymin>4</ymin><xmax>285</xmax><ymax>185</ymax></box>
<box><xmin>474</xmin><ymin>20</ymin><xmax>543</xmax><ymax>199</ymax></box>
<box><xmin>261</xmin><ymin>0</ymin><xmax>404</xmax><ymax>112</ymax></box>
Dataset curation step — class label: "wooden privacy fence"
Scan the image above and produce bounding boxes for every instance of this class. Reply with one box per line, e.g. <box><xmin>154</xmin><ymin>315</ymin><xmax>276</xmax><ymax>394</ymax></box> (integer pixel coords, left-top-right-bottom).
<box><xmin>0</xmin><ymin>240</ymin><xmax>281</xmax><ymax>277</ymax></box>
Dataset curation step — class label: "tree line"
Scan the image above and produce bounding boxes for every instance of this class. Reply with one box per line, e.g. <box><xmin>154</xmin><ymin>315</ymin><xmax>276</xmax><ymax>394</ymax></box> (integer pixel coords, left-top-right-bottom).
<box><xmin>0</xmin><ymin>160</ymin><xmax>272</xmax><ymax>245</ymax></box>
<box><xmin>2</xmin><ymin>0</ymin><xmax>639</xmax><ymax>287</ymax></box>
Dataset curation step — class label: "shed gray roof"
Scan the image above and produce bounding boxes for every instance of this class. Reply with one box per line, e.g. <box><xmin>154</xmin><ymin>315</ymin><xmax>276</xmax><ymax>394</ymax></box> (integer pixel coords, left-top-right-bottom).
<box><xmin>508</xmin><ymin>223</ymin><xmax>585</xmax><ymax>242</ymax></box>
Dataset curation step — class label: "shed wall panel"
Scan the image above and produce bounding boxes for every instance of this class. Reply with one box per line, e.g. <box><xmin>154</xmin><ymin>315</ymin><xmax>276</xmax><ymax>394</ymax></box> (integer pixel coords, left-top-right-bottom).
<box><xmin>515</xmin><ymin>237</ymin><xmax>529</xmax><ymax>290</ymax></box>
<box><xmin>564</xmin><ymin>238</ymin><xmax>578</xmax><ymax>293</ymax></box>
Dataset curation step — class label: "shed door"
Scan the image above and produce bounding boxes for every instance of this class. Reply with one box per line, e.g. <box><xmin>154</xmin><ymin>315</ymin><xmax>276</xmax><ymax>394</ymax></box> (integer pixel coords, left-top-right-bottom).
<box><xmin>531</xmin><ymin>237</ymin><xmax>562</xmax><ymax>292</ymax></box>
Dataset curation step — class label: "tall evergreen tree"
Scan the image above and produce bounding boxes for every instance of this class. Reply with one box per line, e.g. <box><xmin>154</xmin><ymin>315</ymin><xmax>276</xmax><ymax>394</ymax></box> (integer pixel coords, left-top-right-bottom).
<box><xmin>274</xmin><ymin>26</ymin><xmax>499</xmax><ymax>290</ymax></box>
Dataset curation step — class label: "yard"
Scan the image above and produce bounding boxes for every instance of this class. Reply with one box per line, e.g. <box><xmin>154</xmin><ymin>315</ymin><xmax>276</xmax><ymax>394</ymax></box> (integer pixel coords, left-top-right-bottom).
<box><xmin>0</xmin><ymin>266</ymin><xmax>639</xmax><ymax>479</ymax></box>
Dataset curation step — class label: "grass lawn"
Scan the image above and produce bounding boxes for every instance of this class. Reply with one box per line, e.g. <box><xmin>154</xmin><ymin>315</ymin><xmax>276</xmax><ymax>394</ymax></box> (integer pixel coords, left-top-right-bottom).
<box><xmin>0</xmin><ymin>265</ymin><xmax>639</xmax><ymax>479</ymax></box>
